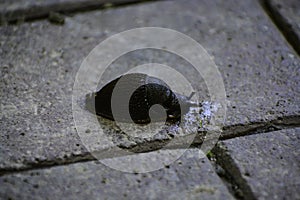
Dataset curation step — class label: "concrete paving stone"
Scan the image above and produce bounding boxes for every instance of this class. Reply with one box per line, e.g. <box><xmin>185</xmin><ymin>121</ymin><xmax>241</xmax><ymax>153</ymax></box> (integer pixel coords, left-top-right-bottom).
<box><xmin>0</xmin><ymin>149</ymin><xmax>234</xmax><ymax>200</ymax></box>
<box><xmin>266</xmin><ymin>0</ymin><xmax>300</xmax><ymax>54</ymax></box>
<box><xmin>1</xmin><ymin>0</ymin><xmax>300</xmax><ymax>170</ymax></box>
<box><xmin>0</xmin><ymin>0</ymin><xmax>144</xmax><ymax>23</ymax></box>
<box><xmin>214</xmin><ymin>128</ymin><xmax>300</xmax><ymax>200</ymax></box>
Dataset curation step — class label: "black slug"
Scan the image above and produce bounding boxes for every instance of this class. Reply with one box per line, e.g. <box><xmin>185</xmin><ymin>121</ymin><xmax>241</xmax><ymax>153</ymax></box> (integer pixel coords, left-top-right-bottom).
<box><xmin>93</xmin><ymin>73</ymin><xmax>197</xmax><ymax>124</ymax></box>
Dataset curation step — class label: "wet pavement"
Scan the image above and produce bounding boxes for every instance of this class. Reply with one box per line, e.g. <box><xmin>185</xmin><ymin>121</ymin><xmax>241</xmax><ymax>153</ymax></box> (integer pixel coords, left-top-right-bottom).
<box><xmin>0</xmin><ymin>0</ymin><xmax>299</xmax><ymax>199</ymax></box>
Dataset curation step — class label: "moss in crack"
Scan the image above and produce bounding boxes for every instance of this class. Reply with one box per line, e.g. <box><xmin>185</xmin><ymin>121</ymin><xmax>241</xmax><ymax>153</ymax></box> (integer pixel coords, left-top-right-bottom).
<box><xmin>48</xmin><ymin>12</ymin><xmax>65</xmax><ymax>25</ymax></box>
<box><xmin>206</xmin><ymin>150</ymin><xmax>216</xmax><ymax>161</ymax></box>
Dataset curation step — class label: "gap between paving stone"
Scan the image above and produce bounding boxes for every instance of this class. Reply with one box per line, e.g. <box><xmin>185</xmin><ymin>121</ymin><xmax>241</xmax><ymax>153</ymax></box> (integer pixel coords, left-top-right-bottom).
<box><xmin>212</xmin><ymin>128</ymin><xmax>300</xmax><ymax>200</ymax></box>
<box><xmin>259</xmin><ymin>0</ymin><xmax>300</xmax><ymax>55</ymax></box>
<box><xmin>1</xmin><ymin>118</ymin><xmax>299</xmax><ymax>177</ymax></box>
<box><xmin>207</xmin><ymin>156</ymin><xmax>246</xmax><ymax>199</ymax></box>
<box><xmin>220</xmin><ymin>115</ymin><xmax>300</xmax><ymax>140</ymax></box>
<box><xmin>0</xmin><ymin>0</ymin><xmax>159</xmax><ymax>25</ymax></box>
<box><xmin>210</xmin><ymin>149</ymin><xmax>255</xmax><ymax>200</ymax></box>
<box><xmin>0</xmin><ymin>149</ymin><xmax>235</xmax><ymax>200</ymax></box>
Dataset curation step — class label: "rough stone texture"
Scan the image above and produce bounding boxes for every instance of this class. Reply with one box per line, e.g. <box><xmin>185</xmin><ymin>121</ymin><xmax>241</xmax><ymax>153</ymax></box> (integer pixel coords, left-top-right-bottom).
<box><xmin>1</xmin><ymin>0</ymin><xmax>300</xmax><ymax>170</ymax></box>
<box><xmin>0</xmin><ymin>0</ymin><xmax>144</xmax><ymax>23</ymax></box>
<box><xmin>265</xmin><ymin>0</ymin><xmax>300</xmax><ymax>54</ymax></box>
<box><xmin>0</xmin><ymin>149</ymin><xmax>234</xmax><ymax>200</ymax></box>
<box><xmin>214</xmin><ymin>128</ymin><xmax>300</xmax><ymax>200</ymax></box>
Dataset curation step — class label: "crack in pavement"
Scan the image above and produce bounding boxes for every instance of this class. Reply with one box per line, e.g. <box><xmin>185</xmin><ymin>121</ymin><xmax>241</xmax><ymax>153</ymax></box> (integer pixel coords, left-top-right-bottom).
<box><xmin>211</xmin><ymin>147</ymin><xmax>256</xmax><ymax>200</ymax></box>
<box><xmin>221</xmin><ymin>115</ymin><xmax>300</xmax><ymax>140</ymax></box>
<box><xmin>0</xmin><ymin>0</ymin><xmax>161</xmax><ymax>25</ymax></box>
<box><xmin>258</xmin><ymin>0</ymin><xmax>300</xmax><ymax>56</ymax></box>
<box><xmin>0</xmin><ymin>115</ymin><xmax>299</xmax><ymax>177</ymax></box>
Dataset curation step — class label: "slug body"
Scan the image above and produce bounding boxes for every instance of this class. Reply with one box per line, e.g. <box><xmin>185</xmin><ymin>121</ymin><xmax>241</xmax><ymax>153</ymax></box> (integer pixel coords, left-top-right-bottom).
<box><xmin>94</xmin><ymin>73</ymin><xmax>195</xmax><ymax>124</ymax></box>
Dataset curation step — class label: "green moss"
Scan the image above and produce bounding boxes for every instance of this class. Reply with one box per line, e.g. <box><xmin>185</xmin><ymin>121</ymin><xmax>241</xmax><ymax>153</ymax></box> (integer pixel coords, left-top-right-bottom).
<box><xmin>199</xmin><ymin>120</ymin><xmax>203</xmax><ymax>128</ymax></box>
<box><xmin>206</xmin><ymin>151</ymin><xmax>215</xmax><ymax>160</ymax></box>
<box><xmin>48</xmin><ymin>12</ymin><xmax>65</xmax><ymax>25</ymax></box>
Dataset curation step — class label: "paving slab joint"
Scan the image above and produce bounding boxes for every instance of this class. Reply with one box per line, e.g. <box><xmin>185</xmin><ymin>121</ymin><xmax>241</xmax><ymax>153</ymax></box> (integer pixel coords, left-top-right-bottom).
<box><xmin>0</xmin><ymin>115</ymin><xmax>299</xmax><ymax>176</ymax></box>
<box><xmin>211</xmin><ymin>145</ymin><xmax>256</xmax><ymax>200</ymax></box>
<box><xmin>221</xmin><ymin>115</ymin><xmax>300</xmax><ymax>140</ymax></box>
<box><xmin>258</xmin><ymin>0</ymin><xmax>300</xmax><ymax>55</ymax></box>
<box><xmin>0</xmin><ymin>153</ymin><xmax>95</xmax><ymax>177</ymax></box>
<box><xmin>0</xmin><ymin>0</ymin><xmax>160</xmax><ymax>26</ymax></box>
<box><xmin>207</xmin><ymin>152</ymin><xmax>245</xmax><ymax>199</ymax></box>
